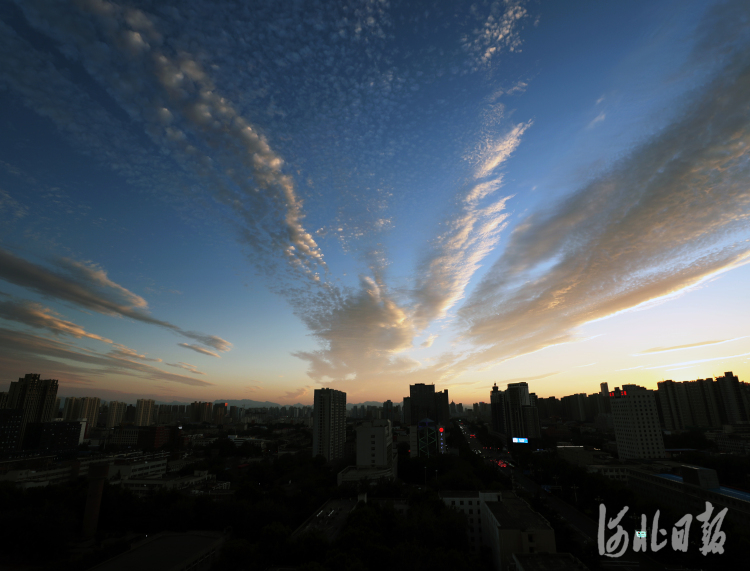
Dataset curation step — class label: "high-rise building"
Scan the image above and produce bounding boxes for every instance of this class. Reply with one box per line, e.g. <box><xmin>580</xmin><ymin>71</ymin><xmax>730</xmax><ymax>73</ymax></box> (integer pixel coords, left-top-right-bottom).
<box><xmin>456</xmin><ymin>403</ymin><xmax>463</xmax><ymax>414</ymax></box>
<box><xmin>409</xmin><ymin>383</ymin><xmax>436</xmax><ymax>424</ymax></box>
<box><xmin>79</xmin><ymin>397</ymin><xmax>101</xmax><ymax>425</ymax></box>
<box><xmin>63</xmin><ymin>397</ymin><xmax>81</xmax><ymax>421</ymax></box>
<box><xmin>657</xmin><ymin>373</ymin><xmax>747</xmax><ymax>430</ymax></box>
<box><xmin>107</xmin><ymin>401</ymin><xmax>127</xmax><ymax>428</ymax></box>
<box><xmin>716</xmin><ymin>372</ymin><xmax>749</xmax><ymax>424</ymax></box>
<box><xmin>505</xmin><ymin>383</ymin><xmax>530</xmax><ymax>436</ymax></box>
<box><xmin>356</xmin><ymin>419</ymin><xmax>394</xmax><ymax>469</ymax></box>
<box><xmin>0</xmin><ymin>392</ymin><xmax>9</xmax><ymax>409</ymax></box>
<box><xmin>402</xmin><ymin>397</ymin><xmax>411</xmax><ymax>425</ymax></box>
<box><xmin>54</xmin><ymin>397</ymin><xmax>61</xmax><ymax>418</ymax></box>
<box><xmin>408</xmin><ymin>384</ymin><xmax>450</xmax><ymax>425</ymax></box>
<box><xmin>492</xmin><ymin>382</ymin><xmax>541</xmax><ymax>441</ymax></box>
<box><xmin>6</xmin><ymin>374</ymin><xmax>58</xmax><ymax>447</ymax></box>
<box><xmin>600</xmin><ymin>382</ymin><xmax>609</xmax><ymax>397</ymax></box>
<box><xmin>213</xmin><ymin>402</ymin><xmax>227</xmax><ymax>424</ymax></box>
<box><xmin>382</xmin><ymin>400</ymin><xmax>394</xmax><ymax>423</ymax></box>
<box><xmin>490</xmin><ymin>384</ymin><xmax>506</xmax><ymax>433</ymax></box>
<box><xmin>560</xmin><ymin>393</ymin><xmax>587</xmax><ymax>422</ymax></box>
<box><xmin>313</xmin><ymin>388</ymin><xmax>346</xmax><ymax>461</ymax></box>
<box><xmin>134</xmin><ymin>399</ymin><xmax>155</xmax><ymax>427</ymax></box>
<box><xmin>611</xmin><ymin>385</ymin><xmax>666</xmax><ymax>460</ymax></box>
<box><xmin>449</xmin><ymin>401</ymin><xmax>457</xmax><ymax>415</ymax></box>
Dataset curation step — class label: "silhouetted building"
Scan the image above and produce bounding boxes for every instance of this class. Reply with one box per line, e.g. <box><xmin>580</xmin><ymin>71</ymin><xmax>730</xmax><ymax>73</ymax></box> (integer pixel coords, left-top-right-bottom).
<box><xmin>135</xmin><ymin>399</ymin><xmax>155</xmax><ymax>427</ymax></box>
<box><xmin>383</xmin><ymin>400</ymin><xmax>394</xmax><ymax>423</ymax></box>
<box><xmin>490</xmin><ymin>384</ymin><xmax>506</xmax><ymax>434</ymax></box>
<box><xmin>403</xmin><ymin>397</ymin><xmax>411</xmax><ymax>425</ymax></box>
<box><xmin>213</xmin><ymin>402</ymin><xmax>227</xmax><ymax>424</ymax></box>
<box><xmin>657</xmin><ymin>372</ymin><xmax>750</xmax><ymax>431</ymax></box>
<box><xmin>313</xmin><ymin>388</ymin><xmax>346</xmax><ymax>461</ymax></box>
<box><xmin>23</xmin><ymin>420</ymin><xmax>84</xmax><ymax>455</ymax></box>
<box><xmin>6</xmin><ymin>374</ymin><xmax>58</xmax><ymax>448</ymax></box>
<box><xmin>124</xmin><ymin>404</ymin><xmax>136</xmax><ymax>423</ymax></box>
<box><xmin>0</xmin><ymin>409</ymin><xmax>23</xmax><ymax>454</ymax></box>
<box><xmin>408</xmin><ymin>384</ymin><xmax>449</xmax><ymax>425</ymax></box>
<box><xmin>106</xmin><ymin>401</ymin><xmax>127</xmax><ymax>428</ymax></box>
<box><xmin>63</xmin><ymin>397</ymin><xmax>81</xmax><ymax>421</ymax></box>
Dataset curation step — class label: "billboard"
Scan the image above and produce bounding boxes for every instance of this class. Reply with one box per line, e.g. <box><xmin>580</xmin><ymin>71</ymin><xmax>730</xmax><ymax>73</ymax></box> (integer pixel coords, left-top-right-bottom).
<box><xmin>512</xmin><ymin>437</ymin><xmax>529</xmax><ymax>443</ymax></box>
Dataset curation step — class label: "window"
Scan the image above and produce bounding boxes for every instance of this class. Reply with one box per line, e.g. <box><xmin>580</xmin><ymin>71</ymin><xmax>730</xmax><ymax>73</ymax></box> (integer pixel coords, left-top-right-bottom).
<box><xmin>469</xmin><ymin>509</ymin><xmax>473</xmax><ymax>514</ymax></box>
<box><xmin>460</xmin><ymin>501</ymin><xmax>464</xmax><ymax>505</ymax></box>
<box><xmin>451</xmin><ymin>500</ymin><xmax>455</xmax><ymax>506</ymax></box>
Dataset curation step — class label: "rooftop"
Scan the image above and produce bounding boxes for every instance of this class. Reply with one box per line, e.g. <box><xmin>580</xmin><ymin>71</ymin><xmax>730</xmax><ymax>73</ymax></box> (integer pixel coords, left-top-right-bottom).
<box><xmin>656</xmin><ymin>474</ymin><xmax>750</xmax><ymax>503</ymax></box>
<box><xmin>485</xmin><ymin>497</ymin><xmax>551</xmax><ymax>531</ymax></box>
<box><xmin>88</xmin><ymin>531</ymin><xmax>224</xmax><ymax>571</ymax></box>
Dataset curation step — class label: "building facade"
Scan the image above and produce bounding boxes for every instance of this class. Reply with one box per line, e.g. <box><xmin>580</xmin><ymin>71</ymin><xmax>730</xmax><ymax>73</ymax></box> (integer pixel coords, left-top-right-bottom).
<box><xmin>313</xmin><ymin>388</ymin><xmax>346</xmax><ymax>461</ymax></box>
<box><xmin>6</xmin><ymin>374</ymin><xmax>59</xmax><ymax>448</ymax></box>
<box><xmin>611</xmin><ymin>385</ymin><xmax>666</xmax><ymax>460</ymax></box>
<box><xmin>135</xmin><ymin>399</ymin><xmax>155</xmax><ymax>427</ymax></box>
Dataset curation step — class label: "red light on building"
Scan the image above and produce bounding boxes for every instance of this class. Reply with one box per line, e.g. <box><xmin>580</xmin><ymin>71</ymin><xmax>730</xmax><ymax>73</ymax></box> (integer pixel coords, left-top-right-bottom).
<box><xmin>622</xmin><ymin>391</ymin><xmax>627</xmax><ymax>396</ymax></box>
<box><xmin>439</xmin><ymin>427</ymin><xmax>444</xmax><ymax>433</ymax></box>
<box><xmin>609</xmin><ymin>392</ymin><xmax>614</xmax><ymax>397</ymax></box>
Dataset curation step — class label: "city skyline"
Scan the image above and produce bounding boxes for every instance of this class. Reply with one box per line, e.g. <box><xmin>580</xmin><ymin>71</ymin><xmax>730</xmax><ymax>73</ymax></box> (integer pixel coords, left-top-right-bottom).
<box><xmin>2</xmin><ymin>0</ymin><xmax>750</xmax><ymax>405</ymax></box>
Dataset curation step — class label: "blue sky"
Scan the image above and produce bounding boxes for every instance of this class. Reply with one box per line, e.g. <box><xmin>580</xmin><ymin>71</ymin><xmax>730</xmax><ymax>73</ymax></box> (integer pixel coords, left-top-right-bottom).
<box><xmin>1</xmin><ymin>0</ymin><xmax>749</xmax><ymax>405</ymax></box>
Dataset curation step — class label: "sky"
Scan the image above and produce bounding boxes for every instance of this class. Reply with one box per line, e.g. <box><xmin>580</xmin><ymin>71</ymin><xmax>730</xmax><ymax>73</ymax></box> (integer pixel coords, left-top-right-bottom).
<box><xmin>0</xmin><ymin>0</ymin><xmax>749</xmax><ymax>406</ymax></box>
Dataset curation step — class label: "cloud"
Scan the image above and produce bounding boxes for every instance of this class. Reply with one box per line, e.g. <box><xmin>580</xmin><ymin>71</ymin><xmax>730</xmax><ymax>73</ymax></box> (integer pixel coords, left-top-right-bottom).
<box><xmin>281</xmin><ymin>386</ymin><xmax>311</xmax><ymax>401</ymax></box>
<box><xmin>456</xmin><ymin>1</ymin><xmax>750</xmax><ymax>373</ymax></box>
<box><xmin>166</xmin><ymin>361</ymin><xmax>204</xmax><ymax>374</ymax></box>
<box><xmin>0</xmin><ymin>247</ymin><xmax>231</xmax><ymax>353</ymax></box>
<box><xmin>634</xmin><ymin>337</ymin><xmax>747</xmax><ymax>356</ymax></box>
<box><xmin>13</xmin><ymin>0</ymin><xmax>325</xmax><ymax>276</ymax></box>
<box><xmin>0</xmin><ymin>297</ymin><xmax>112</xmax><ymax>343</ymax></box>
<box><xmin>587</xmin><ymin>112</ymin><xmax>606</xmax><ymax>128</ymax></box>
<box><xmin>411</xmin><ymin>121</ymin><xmax>529</xmax><ymax>331</ymax></box>
<box><xmin>461</xmin><ymin>1</ymin><xmax>529</xmax><ymax>69</ymax></box>
<box><xmin>0</xmin><ymin>326</ymin><xmax>213</xmax><ymax>386</ymax></box>
<box><xmin>109</xmin><ymin>344</ymin><xmax>162</xmax><ymax>362</ymax></box>
<box><xmin>178</xmin><ymin>343</ymin><xmax>220</xmax><ymax>358</ymax></box>
<box><xmin>644</xmin><ymin>351</ymin><xmax>750</xmax><ymax>371</ymax></box>
<box><xmin>421</xmin><ymin>334</ymin><xmax>439</xmax><ymax>348</ymax></box>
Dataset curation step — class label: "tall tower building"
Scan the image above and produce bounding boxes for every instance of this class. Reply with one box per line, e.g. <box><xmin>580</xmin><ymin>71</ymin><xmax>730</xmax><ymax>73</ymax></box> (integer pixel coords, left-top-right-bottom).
<box><xmin>600</xmin><ymin>382</ymin><xmax>609</xmax><ymax>397</ymax></box>
<box><xmin>313</xmin><ymin>388</ymin><xmax>346</xmax><ymax>461</ymax></box>
<box><xmin>63</xmin><ymin>397</ymin><xmax>81</xmax><ymax>421</ymax></box>
<box><xmin>611</xmin><ymin>385</ymin><xmax>666</xmax><ymax>460</ymax></box>
<box><xmin>79</xmin><ymin>397</ymin><xmax>101</xmax><ymax>424</ymax></box>
<box><xmin>134</xmin><ymin>399</ymin><xmax>155</xmax><ymax>427</ymax></box>
<box><xmin>106</xmin><ymin>401</ymin><xmax>128</xmax><ymax>428</ymax></box>
<box><xmin>382</xmin><ymin>400</ymin><xmax>394</xmax><ymax>423</ymax></box>
<box><xmin>490</xmin><ymin>383</ymin><xmax>506</xmax><ymax>434</ymax></box>
<box><xmin>6</xmin><ymin>374</ymin><xmax>59</xmax><ymax>448</ymax></box>
<box><xmin>409</xmin><ymin>383</ymin><xmax>437</xmax><ymax>424</ymax></box>
<box><xmin>505</xmin><ymin>382</ymin><xmax>531</xmax><ymax>436</ymax></box>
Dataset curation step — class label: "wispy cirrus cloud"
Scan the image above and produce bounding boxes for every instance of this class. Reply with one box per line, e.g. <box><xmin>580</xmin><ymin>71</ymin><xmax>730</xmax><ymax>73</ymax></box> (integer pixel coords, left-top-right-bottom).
<box><xmin>0</xmin><ymin>327</ymin><xmax>212</xmax><ymax>387</ymax></box>
<box><xmin>108</xmin><ymin>344</ymin><xmax>161</xmax><ymax>362</ymax></box>
<box><xmin>644</xmin><ymin>351</ymin><xmax>750</xmax><ymax>371</ymax></box>
<box><xmin>178</xmin><ymin>343</ymin><xmax>220</xmax><ymax>358</ymax></box>
<box><xmin>634</xmin><ymin>337</ymin><xmax>747</xmax><ymax>356</ymax></box>
<box><xmin>0</xmin><ymin>297</ymin><xmax>112</xmax><ymax>343</ymax></box>
<box><xmin>455</xmin><ymin>0</ymin><xmax>750</xmax><ymax>373</ymax></box>
<box><xmin>0</xmin><ymin>247</ymin><xmax>231</xmax><ymax>354</ymax></box>
<box><xmin>166</xmin><ymin>362</ymin><xmax>204</xmax><ymax>375</ymax></box>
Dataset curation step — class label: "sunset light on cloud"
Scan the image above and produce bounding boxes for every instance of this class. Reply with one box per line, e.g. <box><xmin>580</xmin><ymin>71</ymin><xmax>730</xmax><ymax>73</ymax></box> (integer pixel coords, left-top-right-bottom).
<box><xmin>1</xmin><ymin>0</ymin><xmax>749</xmax><ymax>405</ymax></box>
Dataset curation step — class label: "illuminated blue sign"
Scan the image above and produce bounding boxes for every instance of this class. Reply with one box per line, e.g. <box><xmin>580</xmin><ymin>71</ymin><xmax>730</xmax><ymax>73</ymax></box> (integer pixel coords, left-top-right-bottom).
<box><xmin>512</xmin><ymin>437</ymin><xmax>529</xmax><ymax>443</ymax></box>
